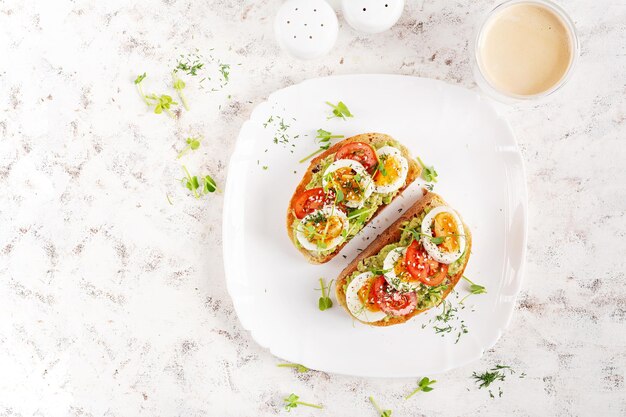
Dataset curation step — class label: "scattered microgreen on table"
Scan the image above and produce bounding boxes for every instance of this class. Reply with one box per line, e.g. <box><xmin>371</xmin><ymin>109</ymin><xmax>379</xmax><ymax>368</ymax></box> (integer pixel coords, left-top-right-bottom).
<box><xmin>406</xmin><ymin>377</ymin><xmax>437</xmax><ymax>399</ymax></box>
<box><xmin>317</xmin><ymin>278</ymin><xmax>333</xmax><ymax>311</ymax></box>
<box><xmin>276</xmin><ymin>363</ymin><xmax>309</xmax><ymax>373</ymax></box>
<box><xmin>472</xmin><ymin>364</ymin><xmax>522</xmax><ymax>398</ymax></box>
<box><xmin>459</xmin><ymin>276</ymin><xmax>487</xmax><ymax>304</ymax></box>
<box><xmin>172</xmin><ymin>72</ymin><xmax>189</xmax><ymax>110</ymax></box>
<box><xmin>369</xmin><ymin>396</ymin><xmax>392</xmax><ymax>417</ymax></box>
<box><xmin>283</xmin><ymin>393</ymin><xmax>323</xmax><ymax>412</ymax></box>
<box><xmin>326</xmin><ymin>101</ymin><xmax>354</xmax><ymax>120</ymax></box>
<box><xmin>417</xmin><ymin>156</ymin><xmax>438</xmax><ymax>183</ymax></box>
<box><xmin>177</xmin><ymin>137</ymin><xmax>202</xmax><ymax>159</ymax></box>
<box><xmin>181</xmin><ymin>166</ymin><xmax>218</xmax><ymax>198</ymax></box>
<box><xmin>299</xmin><ymin>129</ymin><xmax>344</xmax><ymax>163</ymax></box>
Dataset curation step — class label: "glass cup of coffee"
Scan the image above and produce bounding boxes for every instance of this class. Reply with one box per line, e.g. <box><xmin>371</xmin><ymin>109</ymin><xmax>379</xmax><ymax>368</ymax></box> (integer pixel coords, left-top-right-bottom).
<box><xmin>473</xmin><ymin>0</ymin><xmax>579</xmax><ymax>101</ymax></box>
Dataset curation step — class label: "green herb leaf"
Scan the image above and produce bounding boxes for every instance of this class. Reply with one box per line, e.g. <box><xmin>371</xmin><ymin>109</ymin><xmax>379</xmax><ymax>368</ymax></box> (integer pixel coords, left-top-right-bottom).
<box><xmin>177</xmin><ymin>137</ymin><xmax>202</xmax><ymax>159</ymax></box>
<box><xmin>276</xmin><ymin>363</ymin><xmax>309</xmax><ymax>373</ymax></box>
<box><xmin>369</xmin><ymin>396</ymin><xmax>392</xmax><ymax>417</ymax></box>
<box><xmin>459</xmin><ymin>276</ymin><xmax>488</xmax><ymax>304</ymax></box>
<box><xmin>283</xmin><ymin>393</ymin><xmax>323</xmax><ymax>411</ymax></box>
<box><xmin>299</xmin><ymin>129</ymin><xmax>344</xmax><ymax>163</ymax></box>
<box><xmin>417</xmin><ymin>156</ymin><xmax>438</xmax><ymax>183</ymax></box>
<box><xmin>406</xmin><ymin>377</ymin><xmax>437</xmax><ymax>399</ymax></box>
<box><xmin>326</xmin><ymin>101</ymin><xmax>354</xmax><ymax>120</ymax></box>
<box><xmin>203</xmin><ymin>175</ymin><xmax>217</xmax><ymax>193</ymax></box>
<box><xmin>134</xmin><ymin>73</ymin><xmax>146</xmax><ymax>84</ymax></box>
<box><xmin>471</xmin><ymin>364</ymin><xmax>517</xmax><ymax>397</ymax></box>
<box><xmin>318</xmin><ymin>278</ymin><xmax>333</xmax><ymax>311</ymax></box>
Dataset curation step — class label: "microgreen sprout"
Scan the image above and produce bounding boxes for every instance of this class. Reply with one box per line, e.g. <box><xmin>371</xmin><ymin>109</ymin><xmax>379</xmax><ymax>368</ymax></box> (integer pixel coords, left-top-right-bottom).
<box><xmin>299</xmin><ymin>129</ymin><xmax>344</xmax><ymax>163</ymax></box>
<box><xmin>459</xmin><ymin>276</ymin><xmax>487</xmax><ymax>304</ymax></box>
<box><xmin>318</xmin><ymin>278</ymin><xmax>333</xmax><ymax>311</ymax></box>
<box><xmin>219</xmin><ymin>63</ymin><xmax>230</xmax><ymax>82</ymax></box>
<box><xmin>148</xmin><ymin>94</ymin><xmax>178</xmax><ymax>117</ymax></box>
<box><xmin>134</xmin><ymin>73</ymin><xmax>149</xmax><ymax>105</ymax></box>
<box><xmin>369</xmin><ymin>396</ymin><xmax>392</xmax><ymax>417</ymax></box>
<box><xmin>181</xmin><ymin>165</ymin><xmax>218</xmax><ymax>198</ymax></box>
<box><xmin>172</xmin><ymin>72</ymin><xmax>189</xmax><ymax>110</ymax></box>
<box><xmin>326</xmin><ymin>101</ymin><xmax>354</xmax><ymax>120</ymax></box>
<box><xmin>472</xmin><ymin>364</ymin><xmax>520</xmax><ymax>398</ymax></box>
<box><xmin>405</xmin><ymin>377</ymin><xmax>437</xmax><ymax>399</ymax></box>
<box><xmin>276</xmin><ymin>363</ymin><xmax>309</xmax><ymax>373</ymax></box>
<box><xmin>417</xmin><ymin>156</ymin><xmax>438</xmax><ymax>183</ymax></box>
<box><xmin>134</xmin><ymin>73</ymin><xmax>179</xmax><ymax>116</ymax></box>
<box><xmin>283</xmin><ymin>393</ymin><xmax>323</xmax><ymax>412</ymax></box>
<box><xmin>177</xmin><ymin>137</ymin><xmax>202</xmax><ymax>159</ymax></box>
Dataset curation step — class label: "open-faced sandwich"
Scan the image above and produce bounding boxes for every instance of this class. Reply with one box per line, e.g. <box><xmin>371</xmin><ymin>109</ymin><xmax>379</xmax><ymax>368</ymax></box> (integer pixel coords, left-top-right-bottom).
<box><xmin>335</xmin><ymin>192</ymin><xmax>471</xmax><ymax>326</ymax></box>
<box><xmin>286</xmin><ymin>133</ymin><xmax>421</xmax><ymax>264</ymax></box>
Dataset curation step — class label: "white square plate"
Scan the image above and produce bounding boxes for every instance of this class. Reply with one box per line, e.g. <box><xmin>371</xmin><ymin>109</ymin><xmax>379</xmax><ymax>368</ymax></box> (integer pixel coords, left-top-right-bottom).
<box><xmin>222</xmin><ymin>75</ymin><xmax>527</xmax><ymax>377</ymax></box>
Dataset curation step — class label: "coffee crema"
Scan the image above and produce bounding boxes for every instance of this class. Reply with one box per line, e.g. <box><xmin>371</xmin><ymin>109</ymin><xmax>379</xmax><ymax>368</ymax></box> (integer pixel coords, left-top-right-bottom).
<box><xmin>477</xmin><ymin>2</ymin><xmax>574</xmax><ymax>97</ymax></box>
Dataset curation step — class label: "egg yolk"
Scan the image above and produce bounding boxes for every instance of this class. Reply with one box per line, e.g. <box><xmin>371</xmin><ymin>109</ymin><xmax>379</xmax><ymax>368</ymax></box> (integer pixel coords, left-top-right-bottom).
<box><xmin>394</xmin><ymin>255</ymin><xmax>415</xmax><ymax>282</ymax></box>
<box><xmin>433</xmin><ymin>212</ymin><xmax>460</xmax><ymax>253</ymax></box>
<box><xmin>357</xmin><ymin>279</ymin><xmax>381</xmax><ymax>312</ymax></box>
<box><xmin>332</xmin><ymin>167</ymin><xmax>364</xmax><ymax>203</ymax></box>
<box><xmin>373</xmin><ymin>156</ymin><xmax>401</xmax><ymax>186</ymax></box>
<box><xmin>305</xmin><ymin>214</ymin><xmax>344</xmax><ymax>245</ymax></box>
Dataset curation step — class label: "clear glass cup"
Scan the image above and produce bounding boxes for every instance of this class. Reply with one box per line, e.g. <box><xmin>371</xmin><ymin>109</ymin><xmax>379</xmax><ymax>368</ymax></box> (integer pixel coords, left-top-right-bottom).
<box><xmin>472</xmin><ymin>0</ymin><xmax>580</xmax><ymax>102</ymax></box>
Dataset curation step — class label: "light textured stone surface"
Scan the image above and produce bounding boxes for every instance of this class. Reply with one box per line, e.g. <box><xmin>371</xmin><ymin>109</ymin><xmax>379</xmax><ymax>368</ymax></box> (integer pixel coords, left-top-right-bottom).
<box><xmin>1</xmin><ymin>0</ymin><xmax>625</xmax><ymax>416</ymax></box>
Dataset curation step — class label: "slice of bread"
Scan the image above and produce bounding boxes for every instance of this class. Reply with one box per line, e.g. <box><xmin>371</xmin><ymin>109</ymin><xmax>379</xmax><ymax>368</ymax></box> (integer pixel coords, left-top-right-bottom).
<box><xmin>286</xmin><ymin>133</ymin><xmax>421</xmax><ymax>264</ymax></box>
<box><xmin>335</xmin><ymin>192</ymin><xmax>472</xmax><ymax>327</ymax></box>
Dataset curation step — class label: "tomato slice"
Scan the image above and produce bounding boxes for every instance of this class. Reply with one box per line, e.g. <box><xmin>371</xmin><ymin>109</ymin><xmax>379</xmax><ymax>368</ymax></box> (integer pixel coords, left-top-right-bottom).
<box><xmin>369</xmin><ymin>275</ymin><xmax>417</xmax><ymax>317</ymax></box>
<box><xmin>293</xmin><ymin>187</ymin><xmax>329</xmax><ymax>219</ymax></box>
<box><xmin>405</xmin><ymin>240</ymin><xmax>448</xmax><ymax>286</ymax></box>
<box><xmin>335</xmin><ymin>142</ymin><xmax>378</xmax><ymax>173</ymax></box>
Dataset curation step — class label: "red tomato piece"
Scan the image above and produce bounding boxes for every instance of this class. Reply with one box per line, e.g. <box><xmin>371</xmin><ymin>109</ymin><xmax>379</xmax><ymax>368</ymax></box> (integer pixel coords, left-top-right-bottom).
<box><xmin>405</xmin><ymin>240</ymin><xmax>448</xmax><ymax>286</ymax></box>
<box><xmin>369</xmin><ymin>275</ymin><xmax>417</xmax><ymax>317</ymax></box>
<box><xmin>293</xmin><ymin>187</ymin><xmax>329</xmax><ymax>219</ymax></box>
<box><xmin>334</xmin><ymin>142</ymin><xmax>379</xmax><ymax>173</ymax></box>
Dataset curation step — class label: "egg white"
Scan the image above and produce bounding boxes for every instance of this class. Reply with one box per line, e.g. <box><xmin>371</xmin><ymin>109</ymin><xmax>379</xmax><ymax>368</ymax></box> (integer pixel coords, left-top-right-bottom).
<box><xmin>345</xmin><ymin>272</ymin><xmax>388</xmax><ymax>323</ymax></box>
<box><xmin>296</xmin><ymin>206</ymin><xmax>349</xmax><ymax>253</ymax></box>
<box><xmin>382</xmin><ymin>246</ymin><xmax>422</xmax><ymax>292</ymax></box>
<box><xmin>420</xmin><ymin>206</ymin><xmax>466</xmax><ymax>264</ymax></box>
<box><xmin>322</xmin><ymin>159</ymin><xmax>374</xmax><ymax>208</ymax></box>
<box><xmin>373</xmin><ymin>146</ymin><xmax>409</xmax><ymax>194</ymax></box>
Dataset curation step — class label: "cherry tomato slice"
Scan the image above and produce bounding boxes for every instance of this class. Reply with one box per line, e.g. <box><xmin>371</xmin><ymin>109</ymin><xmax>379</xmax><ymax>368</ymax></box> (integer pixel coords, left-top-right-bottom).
<box><xmin>405</xmin><ymin>240</ymin><xmax>447</xmax><ymax>286</ymax></box>
<box><xmin>369</xmin><ymin>275</ymin><xmax>417</xmax><ymax>317</ymax></box>
<box><xmin>293</xmin><ymin>187</ymin><xmax>328</xmax><ymax>219</ymax></box>
<box><xmin>334</xmin><ymin>142</ymin><xmax>379</xmax><ymax>173</ymax></box>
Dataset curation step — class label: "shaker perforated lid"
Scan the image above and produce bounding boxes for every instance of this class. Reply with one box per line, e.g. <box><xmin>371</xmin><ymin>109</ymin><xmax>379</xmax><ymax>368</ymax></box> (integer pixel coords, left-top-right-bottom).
<box><xmin>342</xmin><ymin>0</ymin><xmax>405</xmax><ymax>34</ymax></box>
<box><xmin>274</xmin><ymin>0</ymin><xmax>339</xmax><ymax>60</ymax></box>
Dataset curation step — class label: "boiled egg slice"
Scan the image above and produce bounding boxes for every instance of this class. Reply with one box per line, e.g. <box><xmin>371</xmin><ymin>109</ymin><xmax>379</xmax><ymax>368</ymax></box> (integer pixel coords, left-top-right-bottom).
<box><xmin>382</xmin><ymin>247</ymin><xmax>421</xmax><ymax>292</ymax></box>
<box><xmin>345</xmin><ymin>271</ymin><xmax>388</xmax><ymax>323</ymax></box>
<box><xmin>322</xmin><ymin>159</ymin><xmax>374</xmax><ymax>208</ymax></box>
<box><xmin>420</xmin><ymin>206</ymin><xmax>466</xmax><ymax>264</ymax></box>
<box><xmin>296</xmin><ymin>206</ymin><xmax>349</xmax><ymax>253</ymax></box>
<box><xmin>373</xmin><ymin>146</ymin><xmax>409</xmax><ymax>194</ymax></box>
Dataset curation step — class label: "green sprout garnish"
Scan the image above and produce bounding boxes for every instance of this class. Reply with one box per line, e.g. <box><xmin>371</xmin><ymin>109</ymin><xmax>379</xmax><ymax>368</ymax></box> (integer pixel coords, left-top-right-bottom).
<box><xmin>369</xmin><ymin>396</ymin><xmax>392</xmax><ymax>417</ymax></box>
<box><xmin>459</xmin><ymin>276</ymin><xmax>487</xmax><ymax>304</ymax></box>
<box><xmin>177</xmin><ymin>137</ymin><xmax>202</xmax><ymax>159</ymax></box>
<box><xmin>405</xmin><ymin>377</ymin><xmax>437</xmax><ymax>399</ymax></box>
<box><xmin>326</xmin><ymin>101</ymin><xmax>354</xmax><ymax>120</ymax></box>
<box><xmin>318</xmin><ymin>278</ymin><xmax>333</xmax><ymax>311</ymax></box>
<box><xmin>283</xmin><ymin>393</ymin><xmax>323</xmax><ymax>412</ymax></box>
<box><xmin>172</xmin><ymin>72</ymin><xmax>189</xmax><ymax>110</ymax></box>
<box><xmin>417</xmin><ymin>156</ymin><xmax>438</xmax><ymax>183</ymax></box>
<box><xmin>471</xmin><ymin>364</ymin><xmax>522</xmax><ymax>398</ymax></box>
<box><xmin>276</xmin><ymin>363</ymin><xmax>309</xmax><ymax>373</ymax></box>
<box><xmin>181</xmin><ymin>165</ymin><xmax>218</xmax><ymax>198</ymax></box>
<box><xmin>299</xmin><ymin>129</ymin><xmax>344</xmax><ymax>163</ymax></box>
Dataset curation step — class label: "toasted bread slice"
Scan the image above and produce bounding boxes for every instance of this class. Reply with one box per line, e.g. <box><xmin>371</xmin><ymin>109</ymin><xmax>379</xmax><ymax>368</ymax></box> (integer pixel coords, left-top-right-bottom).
<box><xmin>286</xmin><ymin>133</ymin><xmax>421</xmax><ymax>264</ymax></box>
<box><xmin>335</xmin><ymin>192</ymin><xmax>472</xmax><ymax>327</ymax></box>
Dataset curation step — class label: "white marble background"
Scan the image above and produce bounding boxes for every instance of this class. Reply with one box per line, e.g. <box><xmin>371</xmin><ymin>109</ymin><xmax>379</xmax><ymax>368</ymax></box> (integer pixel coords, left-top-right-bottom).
<box><xmin>1</xmin><ymin>0</ymin><xmax>625</xmax><ymax>416</ymax></box>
